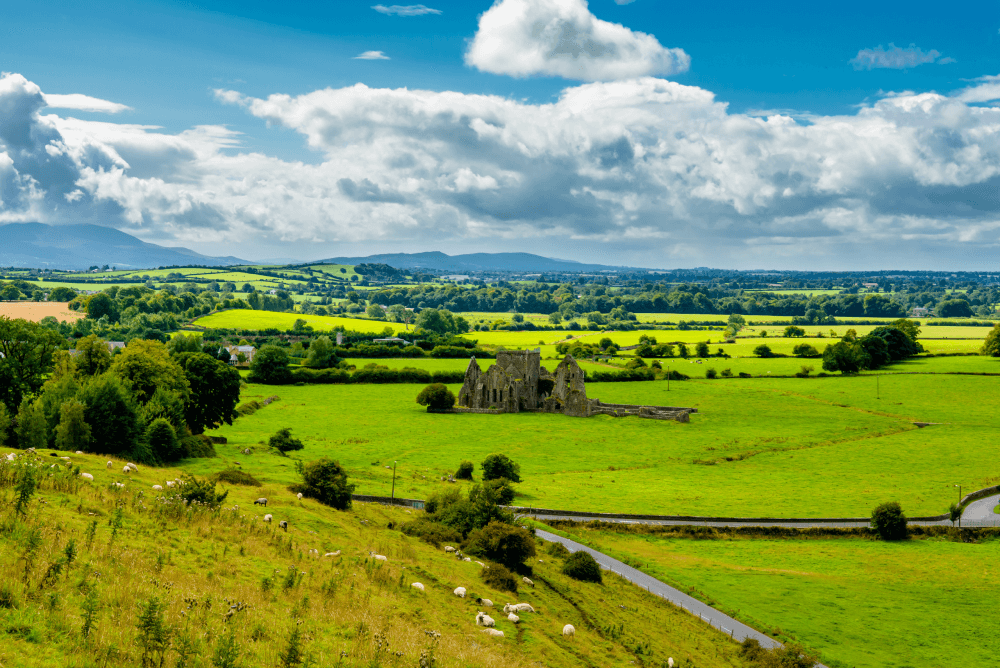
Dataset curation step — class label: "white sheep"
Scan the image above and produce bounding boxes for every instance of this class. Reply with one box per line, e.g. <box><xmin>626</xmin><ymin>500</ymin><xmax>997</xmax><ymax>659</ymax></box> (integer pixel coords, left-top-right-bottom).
<box><xmin>253</xmin><ymin>497</ymin><xmax>267</xmax><ymax>507</ymax></box>
<box><xmin>453</xmin><ymin>587</ymin><xmax>466</xmax><ymax>598</ymax></box>
<box><xmin>279</xmin><ymin>520</ymin><xmax>288</xmax><ymax>531</ymax></box>
<box><xmin>668</xmin><ymin>659</ymin><xmax>674</xmax><ymax>668</ymax></box>
<box><xmin>152</xmin><ymin>484</ymin><xmax>163</xmax><ymax>491</ymax></box>
<box><xmin>444</xmin><ymin>546</ymin><xmax>455</xmax><ymax>553</ymax></box>
<box><xmin>166</xmin><ymin>481</ymin><xmax>175</xmax><ymax>488</ymax></box>
<box><xmin>504</xmin><ymin>603</ymin><xmax>535</xmax><ymax>614</ymax></box>
<box><xmin>75</xmin><ymin>450</ymin><xmax>83</xmax><ymax>455</ymax></box>
<box><xmin>296</xmin><ymin>492</ymin><xmax>303</xmax><ymax>500</ymax></box>
<box><xmin>481</xmin><ymin>598</ymin><xmax>493</xmax><ymax>607</ymax></box>
<box><xmin>481</xmin><ymin>629</ymin><xmax>504</xmax><ymax>638</ymax></box>
<box><xmin>106</xmin><ymin>460</ymin><xmax>113</xmax><ymax>468</ymax></box>
<box><xmin>127</xmin><ymin>462</ymin><xmax>138</xmax><ymax>470</ymax></box>
<box><xmin>475</xmin><ymin>612</ymin><xmax>495</xmax><ymax>627</ymax></box>
<box><xmin>463</xmin><ymin>557</ymin><xmax>471</xmax><ymax>562</ymax></box>
<box><xmin>79</xmin><ymin>472</ymin><xmax>94</xmax><ymax>481</ymax></box>
<box><xmin>475</xmin><ymin>561</ymin><xmax>485</xmax><ymax>567</ymax></box>
<box><xmin>5</xmin><ymin>454</ymin><xmax>15</xmax><ymax>461</ymax></box>
<box><xmin>112</xmin><ymin>482</ymin><xmax>125</xmax><ymax>489</ymax></box>
<box><xmin>324</xmin><ymin>550</ymin><xmax>341</xmax><ymax>557</ymax></box>
<box><xmin>507</xmin><ymin>613</ymin><xmax>520</xmax><ymax>624</ymax></box>
<box><xmin>411</xmin><ymin>582</ymin><xmax>425</xmax><ymax>592</ymax></box>
<box><xmin>263</xmin><ymin>514</ymin><xmax>272</xmax><ymax>522</ymax></box>
<box><xmin>562</xmin><ymin>624</ymin><xmax>575</xmax><ymax>637</ymax></box>
<box><xmin>522</xmin><ymin>576</ymin><xmax>534</xmax><ymax>587</ymax></box>
<box><xmin>372</xmin><ymin>554</ymin><xmax>387</xmax><ymax>563</ymax></box>
<box><xmin>122</xmin><ymin>466</ymin><xmax>131</xmax><ymax>474</ymax></box>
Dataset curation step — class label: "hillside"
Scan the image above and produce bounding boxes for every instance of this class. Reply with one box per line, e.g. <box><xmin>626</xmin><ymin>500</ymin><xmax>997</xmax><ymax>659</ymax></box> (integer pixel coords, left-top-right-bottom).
<box><xmin>0</xmin><ymin>449</ymin><xmax>759</xmax><ymax>668</ymax></box>
<box><xmin>319</xmin><ymin>252</ymin><xmax>634</xmax><ymax>273</ymax></box>
<box><xmin>0</xmin><ymin>223</ymin><xmax>247</xmax><ymax>270</ymax></box>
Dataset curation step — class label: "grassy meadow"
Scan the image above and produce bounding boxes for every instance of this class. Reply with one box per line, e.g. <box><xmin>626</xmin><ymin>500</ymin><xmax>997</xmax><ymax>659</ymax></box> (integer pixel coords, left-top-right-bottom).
<box><xmin>194</xmin><ymin>311</ymin><xmax>401</xmax><ymax>334</ymax></box>
<box><xmin>538</xmin><ymin>522</ymin><xmax>1000</xmax><ymax>668</ymax></box>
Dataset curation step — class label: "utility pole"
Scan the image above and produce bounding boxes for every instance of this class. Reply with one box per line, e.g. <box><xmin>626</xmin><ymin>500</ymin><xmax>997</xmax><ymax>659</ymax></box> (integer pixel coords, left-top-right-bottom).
<box><xmin>391</xmin><ymin>461</ymin><xmax>397</xmax><ymax>505</ymax></box>
<box><xmin>667</xmin><ymin>366</ymin><xmax>670</xmax><ymax>391</ymax></box>
<box><xmin>876</xmin><ymin>373</ymin><xmax>880</xmax><ymax>400</ymax></box>
<box><xmin>955</xmin><ymin>484</ymin><xmax>962</xmax><ymax>528</ymax></box>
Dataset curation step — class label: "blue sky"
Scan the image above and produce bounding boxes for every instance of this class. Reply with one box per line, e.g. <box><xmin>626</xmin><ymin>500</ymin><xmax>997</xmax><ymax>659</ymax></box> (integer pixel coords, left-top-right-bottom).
<box><xmin>1</xmin><ymin>0</ymin><xmax>999</xmax><ymax>268</ymax></box>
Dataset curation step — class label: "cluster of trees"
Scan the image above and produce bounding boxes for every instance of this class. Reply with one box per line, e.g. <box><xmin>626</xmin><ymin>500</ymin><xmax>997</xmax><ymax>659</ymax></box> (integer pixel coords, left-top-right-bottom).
<box><xmin>0</xmin><ymin>318</ymin><xmax>241</xmax><ymax>464</ymax></box>
<box><xmin>821</xmin><ymin>322</ymin><xmax>923</xmax><ymax>373</ymax></box>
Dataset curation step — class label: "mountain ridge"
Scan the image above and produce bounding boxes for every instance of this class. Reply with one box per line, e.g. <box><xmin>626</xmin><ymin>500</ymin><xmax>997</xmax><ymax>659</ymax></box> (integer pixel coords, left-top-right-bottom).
<box><xmin>320</xmin><ymin>251</ymin><xmax>633</xmax><ymax>273</ymax></box>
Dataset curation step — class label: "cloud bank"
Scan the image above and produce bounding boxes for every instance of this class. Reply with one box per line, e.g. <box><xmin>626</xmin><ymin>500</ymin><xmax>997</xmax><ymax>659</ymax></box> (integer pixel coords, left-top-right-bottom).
<box><xmin>354</xmin><ymin>51</ymin><xmax>391</xmax><ymax>60</ymax></box>
<box><xmin>465</xmin><ymin>0</ymin><xmax>689</xmax><ymax>81</ymax></box>
<box><xmin>372</xmin><ymin>4</ymin><xmax>442</xmax><ymax>16</ymax></box>
<box><xmin>850</xmin><ymin>43</ymin><xmax>950</xmax><ymax>70</ymax></box>
<box><xmin>3</xmin><ymin>70</ymin><xmax>1000</xmax><ymax>268</ymax></box>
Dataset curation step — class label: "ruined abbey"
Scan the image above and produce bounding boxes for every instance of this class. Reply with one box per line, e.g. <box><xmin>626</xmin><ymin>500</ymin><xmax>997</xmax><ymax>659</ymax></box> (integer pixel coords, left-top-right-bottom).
<box><xmin>456</xmin><ymin>350</ymin><xmax>696</xmax><ymax>422</ymax></box>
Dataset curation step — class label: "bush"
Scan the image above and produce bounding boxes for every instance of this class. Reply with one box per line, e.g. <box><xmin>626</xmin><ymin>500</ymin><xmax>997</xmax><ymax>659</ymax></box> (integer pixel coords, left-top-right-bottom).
<box><xmin>465</xmin><ymin>521</ymin><xmax>536</xmax><ymax>571</ymax></box>
<box><xmin>269</xmin><ymin>428</ymin><xmax>304</xmax><ymax>455</ymax></box>
<box><xmin>481</xmin><ymin>563</ymin><xmax>518</xmax><ymax>593</ymax></box>
<box><xmin>455</xmin><ymin>460</ymin><xmax>474</xmax><ymax>480</ymax></box>
<box><xmin>146</xmin><ymin>418</ymin><xmax>181</xmax><ymax>463</ymax></box>
<box><xmin>177</xmin><ymin>475</ymin><xmax>228</xmax><ymax>509</ymax></box>
<box><xmin>180</xmin><ymin>433</ymin><xmax>216</xmax><ymax>459</ymax></box>
<box><xmin>247</xmin><ymin>345</ymin><xmax>292</xmax><ymax>384</ymax></box>
<box><xmin>695</xmin><ymin>341</ymin><xmax>710</xmax><ymax>358</ymax></box>
<box><xmin>871</xmin><ymin>501</ymin><xmax>908</xmax><ymax>540</ymax></box>
<box><xmin>400</xmin><ymin>519</ymin><xmax>463</xmax><ymax>547</ymax></box>
<box><xmin>783</xmin><ymin>325</ymin><xmax>806</xmax><ymax>337</ymax></box>
<box><xmin>210</xmin><ymin>468</ymin><xmax>262</xmax><ymax>487</ymax></box>
<box><xmin>720</xmin><ymin>368</ymin><xmax>733</xmax><ymax>378</ymax></box>
<box><xmin>753</xmin><ymin>344</ymin><xmax>773</xmax><ymax>358</ymax></box>
<box><xmin>705</xmin><ymin>368</ymin><xmax>717</xmax><ymax>379</ymax></box>
<box><xmin>297</xmin><ymin>457</ymin><xmax>356</xmax><ymax>510</ymax></box>
<box><xmin>481</xmin><ymin>453</ymin><xmax>521</xmax><ymax>482</ymax></box>
<box><xmin>562</xmin><ymin>551</ymin><xmax>602</xmax><ymax>583</ymax></box>
<box><xmin>415</xmin><ymin>383</ymin><xmax>456</xmax><ymax>410</ymax></box>
<box><xmin>546</xmin><ymin>541</ymin><xmax>571</xmax><ymax>559</ymax></box>
<box><xmin>482</xmin><ymin>478</ymin><xmax>516</xmax><ymax>505</ymax></box>
<box><xmin>792</xmin><ymin>343</ymin><xmax>819</xmax><ymax>357</ymax></box>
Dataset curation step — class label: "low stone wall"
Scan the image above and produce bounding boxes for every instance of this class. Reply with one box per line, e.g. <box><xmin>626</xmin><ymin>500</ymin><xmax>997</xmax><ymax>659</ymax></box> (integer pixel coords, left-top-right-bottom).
<box><xmin>428</xmin><ymin>407</ymin><xmax>504</xmax><ymax>415</ymax></box>
<box><xmin>352</xmin><ymin>494</ymin><xmax>425</xmax><ymax>510</ymax></box>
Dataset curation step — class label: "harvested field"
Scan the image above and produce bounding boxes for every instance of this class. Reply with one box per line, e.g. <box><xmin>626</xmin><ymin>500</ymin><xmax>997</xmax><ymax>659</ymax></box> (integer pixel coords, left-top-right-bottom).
<box><xmin>0</xmin><ymin>300</ymin><xmax>83</xmax><ymax>322</ymax></box>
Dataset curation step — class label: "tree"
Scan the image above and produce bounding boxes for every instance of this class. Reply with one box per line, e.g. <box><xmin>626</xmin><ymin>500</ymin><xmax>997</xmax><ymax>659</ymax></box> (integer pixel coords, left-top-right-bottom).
<box><xmin>465</xmin><ymin>521</ymin><xmax>536</xmax><ymax>571</ymax></box>
<box><xmin>366</xmin><ymin>304</ymin><xmax>386</xmax><ymax>319</ymax></box>
<box><xmin>935</xmin><ymin>299</ymin><xmax>973</xmax><ymax>318</ymax></box>
<box><xmin>304</xmin><ymin>335</ymin><xmax>337</xmax><ymax>369</ymax></box>
<box><xmin>173</xmin><ymin>352</ymin><xmax>241</xmax><ymax>434</ymax></box>
<box><xmin>822</xmin><ymin>341</ymin><xmax>869</xmax><ymax>374</ymax></box>
<box><xmin>146</xmin><ymin>418</ymin><xmax>181</xmax><ymax>463</ymax></box>
<box><xmin>87</xmin><ymin>293</ymin><xmax>119</xmax><ymax>322</ymax></box>
<box><xmin>870</xmin><ymin>501</ymin><xmax>907</xmax><ymax>540</ymax></box>
<box><xmin>982</xmin><ymin>324</ymin><xmax>1000</xmax><ymax>357</ymax></box>
<box><xmin>248</xmin><ymin>345</ymin><xmax>291</xmax><ymax>384</ymax></box>
<box><xmin>415</xmin><ymin>308</ymin><xmax>457</xmax><ymax>335</ymax></box>
<box><xmin>727</xmin><ymin>313</ymin><xmax>746</xmax><ymax>332</ymax></box>
<box><xmin>77</xmin><ymin>374</ymin><xmax>142</xmax><ymax>456</ymax></box>
<box><xmin>792</xmin><ymin>343</ymin><xmax>819</xmax><ymax>357</ymax></box>
<box><xmin>548</xmin><ymin>312</ymin><xmax>562</xmax><ymax>325</ymax></box>
<box><xmin>0</xmin><ymin>284</ymin><xmax>22</xmax><ymax>300</ymax></box>
<box><xmin>753</xmin><ymin>344</ymin><xmax>773</xmax><ymax>358</ymax></box>
<box><xmin>868</xmin><ymin>326</ymin><xmax>920</xmax><ymax>361</ymax></box>
<box><xmin>562</xmin><ymin>551</ymin><xmax>602</xmax><ymax>583</ymax></box>
<box><xmin>0</xmin><ymin>316</ymin><xmax>63</xmax><ymax>414</ymax></box>
<box><xmin>783</xmin><ymin>325</ymin><xmax>806</xmax><ymax>337</ymax></box>
<box><xmin>0</xmin><ymin>403</ymin><xmax>10</xmax><ymax>447</ymax></box>
<box><xmin>269</xmin><ymin>427</ymin><xmax>304</xmax><ymax>454</ymax></box>
<box><xmin>166</xmin><ymin>334</ymin><xmax>202</xmax><ymax>354</ymax></box>
<box><xmin>297</xmin><ymin>457</ymin><xmax>356</xmax><ymax>510</ymax></box>
<box><xmin>890</xmin><ymin>318</ymin><xmax>920</xmax><ymax>343</ymax></box>
<box><xmin>49</xmin><ymin>287</ymin><xmax>77</xmax><ymax>302</ymax></box>
<box><xmin>111</xmin><ymin>340</ymin><xmax>190</xmax><ymax>406</ymax></box>
<box><xmin>139</xmin><ymin>387</ymin><xmax>187</xmax><ymax>436</ymax></box>
<box><xmin>858</xmin><ymin>334</ymin><xmax>889</xmax><ymax>369</ymax></box>
<box><xmin>481</xmin><ymin>453</ymin><xmax>521</xmax><ymax>483</ymax></box>
<box><xmin>695</xmin><ymin>341</ymin><xmax>710</xmax><ymax>358</ymax></box>
<box><xmin>416</xmin><ymin>383</ymin><xmax>456</xmax><ymax>410</ymax></box>
<box><xmin>455</xmin><ymin>460</ymin><xmax>474</xmax><ymax>480</ymax></box>
<box><xmin>75</xmin><ymin>335</ymin><xmax>113</xmax><ymax>378</ymax></box>
<box><xmin>55</xmin><ymin>399</ymin><xmax>91</xmax><ymax>452</ymax></box>
<box><xmin>15</xmin><ymin>397</ymin><xmax>47</xmax><ymax>450</ymax></box>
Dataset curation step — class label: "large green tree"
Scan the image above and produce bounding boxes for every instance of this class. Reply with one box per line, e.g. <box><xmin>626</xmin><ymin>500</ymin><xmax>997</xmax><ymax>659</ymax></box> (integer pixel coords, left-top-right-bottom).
<box><xmin>822</xmin><ymin>341</ymin><xmax>870</xmax><ymax>374</ymax></box>
<box><xmin>173</xmin><ymin>352</ymin><xmax>241</xmax><ymax>434</ymax></box>
<box><xmin>55</xmin><ymin>399</ymin><xmax>91</xmax><ymax>452</ymax></box>
<box><xmin>77</xmin><ymin>374</ymin><xmax>142</xmax><ymax>456</ymax></box>
<box><xmin>15</xmin><ymin>397</ymin><xmax>47</xmax><ymax>450</ymax></box>
<box><xmin>74</xmin><ymin>335</ymin><xmax>112</xmax><ymax>378</ymax></box>
<box><xmin>982</xmin><ymin>324</ymin><xmax>1000</xmax><ymax>357</ymax></box>
<box><xmin>0</xmin><ymin>316</ymin><xmax>64</xmax><ymax>414</ymax></box>
<box><xmin>86</xmin><ymin>293</ymin><xmax>119</xmax><ymax>322</ymax></box>
<box><xmin>304</xmin><ymin>336</ymin><xmax>337</xmax><ymax>369</ymax></box>
<box><xmin>111</xmin><ymin>339</ymin><xmax>190</xmax><ymax>405</ymax></box>
<box><xmin>247</xmin><ymin>345</ymin><xmax>291</xmax><ymax>384</ymax></box>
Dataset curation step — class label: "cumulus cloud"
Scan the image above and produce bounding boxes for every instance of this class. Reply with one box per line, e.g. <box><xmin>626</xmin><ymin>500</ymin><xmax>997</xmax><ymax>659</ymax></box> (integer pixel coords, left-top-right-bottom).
<box><xmin>850</xmin><ymin>43</ymin><xmax>950</xmax><ymax>70</ymax></box>
<box><xmin>5</xmin><ymin>71</ymin><xmax>1000</xmax><ymax>268</ymax></box>
<box><xmin>372</xmin><ymin>4</ymin><xmax>442</xmax><ymax>15</ymax></box>
<box><xmin>956</xmin><ymin>75</ymin><xmax>1000</xmax><ymax>103</ymax></box>
<box><xmin>465</xmin><ymin>0</ymin><xmax>689</xmax><ymax>81</ymax></box>
<box><xmin>354</xmin><ymin>51</ymin><xmax>391</xmax><ymax>60</ymax></box>
<box><xmin>43</xmin><ymin>93</ymin><xmax>131</xmax><ymax>114</ymax></box>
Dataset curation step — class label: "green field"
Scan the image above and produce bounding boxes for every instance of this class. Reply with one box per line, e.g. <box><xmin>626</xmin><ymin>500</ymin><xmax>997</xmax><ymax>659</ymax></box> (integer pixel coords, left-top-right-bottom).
<box><xmin>194</xmin><ymin>311</ymin><xmax>399</xmax><ymax>334</ymax></box>
<box><xmin>194</xmin><ymin>367</ymin><xmax>1000</xmax><ymax>519</ymax></box>
<box><xmin>541</xmin><ymin>524</ymin><xmax>1000</xmax><ymax>668</ymax></box>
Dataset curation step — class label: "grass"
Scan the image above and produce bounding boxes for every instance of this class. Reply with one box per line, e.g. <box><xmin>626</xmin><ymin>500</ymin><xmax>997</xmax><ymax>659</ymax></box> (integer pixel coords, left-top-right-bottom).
<box><xmin>194</xmin><ymin>366</ymin><xmax>1000</xmax><ymax>519</ymax></box>
<box><xmin>194</xmin><ymin>311</ymin><xmax>398</xmax><ymax>334</ymax></box>
<box><xmin>539</xmin><ymin>522</ymin><xmax>1000</xmax><ymax>668</ymax></box>
<box><xmin>0</xmin><ymin>451</ymin><xmax>753</xmax><ymax>668</ymax></box>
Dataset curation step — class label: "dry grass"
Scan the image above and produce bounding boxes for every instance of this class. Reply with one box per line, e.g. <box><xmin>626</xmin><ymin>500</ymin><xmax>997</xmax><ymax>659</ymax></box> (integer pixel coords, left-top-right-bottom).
<box><xmin>0</xmin><ymin>301</ymin><xmax>83</xmax><ymax>323</ymax></box>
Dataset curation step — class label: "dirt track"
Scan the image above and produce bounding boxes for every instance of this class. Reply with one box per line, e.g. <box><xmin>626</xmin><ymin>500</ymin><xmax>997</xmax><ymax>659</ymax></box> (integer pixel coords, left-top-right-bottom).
<box><xmin>0</xmin><ymin>301</ymin><xmax>84</xmax><ymax>322</ymax></box>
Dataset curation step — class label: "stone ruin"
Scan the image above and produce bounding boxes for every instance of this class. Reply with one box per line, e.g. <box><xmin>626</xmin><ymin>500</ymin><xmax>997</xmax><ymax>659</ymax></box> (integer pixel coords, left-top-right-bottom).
<box><xmin>455</xmin><ymin>350</ymin><xmax>696</xmax><ymax>422</ymax></box>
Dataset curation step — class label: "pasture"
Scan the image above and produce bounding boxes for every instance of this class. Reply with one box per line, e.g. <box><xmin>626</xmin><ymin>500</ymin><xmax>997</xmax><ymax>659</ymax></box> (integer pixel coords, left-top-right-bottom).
<box><xmin>542</xmin><ymin>523</ymin><xmax>1000</xmax><ymax>668</ymax></box>
<box><xmin>0</xmin><ymin>301</ymin><xmax>84</xmax><ymax>323</ymax></box>
<box><xmin>193</xmin><ymin>310</ymin><xmax>399</xmax><ymax>334</ymax></box>
<box><xmin>197</xmin><ymin>368</ymin><xmax>1000</xmax><ymax>519</ymax></box>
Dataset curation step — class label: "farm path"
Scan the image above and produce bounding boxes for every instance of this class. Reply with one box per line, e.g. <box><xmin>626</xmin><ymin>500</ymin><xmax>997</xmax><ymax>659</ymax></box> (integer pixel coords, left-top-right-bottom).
<box><xmin>534</xmin><ymin>528</ymin><xmax>830</xmax><ymax>668</ymax></box>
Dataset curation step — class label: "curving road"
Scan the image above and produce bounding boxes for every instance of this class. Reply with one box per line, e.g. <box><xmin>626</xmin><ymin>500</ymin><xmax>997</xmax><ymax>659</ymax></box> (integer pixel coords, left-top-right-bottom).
<box><xmin>958</xmin><ymin>494</ymin><xmax>1000</xmax><ymax>526</ymax></box>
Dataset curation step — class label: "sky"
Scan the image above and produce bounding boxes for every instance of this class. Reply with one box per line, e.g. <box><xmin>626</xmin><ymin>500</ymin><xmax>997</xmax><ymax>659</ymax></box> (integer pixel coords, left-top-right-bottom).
<box><xmin>1</xmin><ymin>0</ymin><xmax>1000</xmax><ymax>270</ymax></box>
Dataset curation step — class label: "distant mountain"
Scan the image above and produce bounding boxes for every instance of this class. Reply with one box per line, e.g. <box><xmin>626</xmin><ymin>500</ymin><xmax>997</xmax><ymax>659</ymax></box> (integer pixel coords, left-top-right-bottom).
<box><xmin>319</xmin><ymin>251</ymin><xmax>632</xmax><ymax>273</ymax></box>
<box><xmin>0</xmin><ymin>223</ymin><xmax>247</xmax><ymax>270</ymax></box>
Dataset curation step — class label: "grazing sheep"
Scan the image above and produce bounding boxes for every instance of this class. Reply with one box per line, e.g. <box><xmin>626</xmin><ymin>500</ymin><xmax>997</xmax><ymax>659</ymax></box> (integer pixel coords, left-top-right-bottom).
<box><xmin>481</xmin><ymin>629</ymin><xmax>504</xmax><ymax>638</ymax></box>
<box><xmin>453</xmin><ymin>587</ymin><xmax>466</xmax><ymax>598</ymax></box>
<box><xmin>504</xmin><ymin>603</ymin><xmax>535</xmax><ymax>614</ymax></box>
<box><xmin>152</xmin><ymin>485</ymin><xmax>163</xmax><ymax>491</ymax></box>
<box><xmin>507</xmin><ymin>613</ymin><xmax>520</xmax><ymax>624</ymax></box>
<box><xmin>372</xmin><ymin>554</ymin><xmax>387</xmax><ymax>562</ymax></box>
<box><xmin>296</xmin><ymin>492</ymin><xmax>303</xmax><ymax>500</ymax></box>
<box><xmin>668</xmin><ymin>659</ymin><xmax>674</xmax><ymax>668</ymax></box>
<box><xmin>324</xmin><ymin>550</ymin><xmax>341</xmax><ymax>557</ymax></box>
<box><xmin>279</xmin><ymin>520</ymin><xmax>288</xmax><ymax>531</ymax></box>
<box><xmin>562</xmin><ymin>624</ymin><xmax>575</xmax><ymax>637</ymax></box>
<box><xmin>106</xmin><ymin>460</ymin><xmax>113</xmax><ymax>468</ymax></box>
<box><xmin>253</xmin><ymin>498</ymin><xmax>267</xmax><ymax>507</ymax></box>
<box><xmin>481</xmin><ymin>598</ymin><xmax>493</xmax><ymax>607</ymax></box>
<box><xmin>6</xmin><ymin>454</ymin><xmax>15</xmax><ymax>461</ymax></box>
<box><xmin>122</xmin><ymin>466</ymin><xmax>131</xmax><ymax>474</ymax></box>
<box><xmin>127</xmin><ymin>462</ymin><xmax>138</xmax><ymax>470</ymax></box>
<box><xmin>475</xmin><ymin>612</ymin><xmax>496</xmax><ymax>627</ymax></box>
<box><xmin>166</xmin><ymin>481</ymin><xmax>175</xmax><ymax>488</ymax></box>
<box><xmin>444</xmin><ymin>546</ymin><xmax>456</xmax><ymax>553</ymax></box>
<box><xmin>263</xmin><ymin>514</ymin><xmax>272</xmax><ymax>522</ymax></box>
<box><xmin>522</xmin><ymin>577</ymin><xmax>534</xmax><ymax>587</ymax></box>
<box><xmin>475</xmin><ymin>561</ymin><xmax>485</xmax><ymax>567</ymax></box>
<box><xmin>112</xmin><ymin>482</ymin><xmax>125</xmax><ymax>489</ymax></box>
<box><xmin>75</xmin><ymin>450</ymin><xmax>83</xmax><ymax>455</ymax></box>
<box><xmin>411</xmin><ymin>582</ymin><xmax>425</xmax><ymax>592</ymax></box>
<box><xmin>463</xmin><ymin>557</ymin><xmax>471</xmax><ymax>562</ymax></box>
<box><xmin>80</xmin><ymin>472</ymin><xmax>94</xmax><ymax>481</ymax></box>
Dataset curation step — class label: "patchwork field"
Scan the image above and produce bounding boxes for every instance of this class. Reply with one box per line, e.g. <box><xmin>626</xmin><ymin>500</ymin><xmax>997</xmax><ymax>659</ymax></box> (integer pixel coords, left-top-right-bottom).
<box><xmin>194</xmin><ymin>311</ymin><xmax>401</xmax><ymax>334</ymax></box>
<box><xmin>0</xmin><ymin>301</ymin><xmax>84</xmax><ymax>322</ymax></box>
<box><xmin>540</xmin><ymin>523</ymin><xmax>1000</xmax><ymax>668</ymax></box>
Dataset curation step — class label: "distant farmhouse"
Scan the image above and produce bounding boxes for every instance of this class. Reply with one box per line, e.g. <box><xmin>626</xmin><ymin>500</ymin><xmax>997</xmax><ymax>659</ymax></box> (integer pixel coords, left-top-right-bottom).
<box><xmin>226</xmin><ymin>345</ymin><xmax>256</xmax><ymax>366</ymax></box>
<box><xmin>456</xmin><ymin>350</ymin><xmax>696</xmax><ymax>422</ymax></box>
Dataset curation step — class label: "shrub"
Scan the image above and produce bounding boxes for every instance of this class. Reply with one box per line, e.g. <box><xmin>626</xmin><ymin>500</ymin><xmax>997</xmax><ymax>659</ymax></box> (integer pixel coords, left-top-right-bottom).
<box><xmin>705</xmin><ymin>368</ymin><xmax>717</xmax><ymax>379</ymax></box>
<box><xmin>481</xmin><ymin>563</ymin><xmax>518</xmax><ymax>593</ymax></box>
<box><xmin>180</xmin><ymin>433</ymin><xmax>216</xmax><ymax>459</ymax></box>
<box><xmin>783</xmin><ymin>325</ymin><xmax>806</xmax><ymax>337</ymax></box>
<box><xmin>545</xmin><ymin>541</ymin><xmax>571</xmax><ymax>559</ymax></box>
<box><xmin>753</xmin><ymin>344</ymin><xmax>773</xmax><ymax>358</ymax></box>
<box><xmin>720</xmin><ymin>368</ymin><xmax>733</xmax><ymax>378</ymax></box>
<box><xmin>795</xmin><ymin>365</ymin><xmax>815</xmax><ymax>378</ymax></box>
<box><xmin>792</xmin><ymin>343</ymin><xmax>819</xmax><ymax>357</ymax></box>
<box><xmin>481</xmin><ymin>453</ymin><xmax>521</xmax><ymax>482</ymax></box>
<box><xmin>297</xmin><ymin>457</ymin><xmax>356</xmax><ymax>510</ymax></box>
<box><xmin>738</xmin><ymin>371</ymin><xmax>752</xmax><ymax>378</ymax></box>
<box><xmin>695</xmin><ymin>341</ymin><xmax>710</xmax><ymax>358</ymax></box>
<box><xmin>465</xmin><ymin>521</ymin><xmax>536</xmax><ymax>571</ymax></box>
<box><xmin>455</xmin><ymin>460</ymin><xmax>474</xmax><ymax>480</ymax></box>
<box><xmin>415</xmin><ymin>383</ymin><xmax>456</xmax><ymax>410</ymax></box>
<box><xmin>269</xmin><ymin>428</ymin><xmax>304</xmax><ymax>455</ymax></box>
<box><xmin>871</xmin><ymin>501</ymin><xmax>908</xmax><ymax>540</ymax></box>
<box><xmin>482</xmin><ymin>478</ymin><xmax>516</xmax><ymax>505</ymax></box>
<box><xmin>146</xmin><ymin>418</ymin><xmax>181</xmax><ymax>463</ymax></box>
<box><xmin>210</xmin><ymin>468</ymin><xmax>262</xmax><ymax>487</ymax></box>
<box><xmin>178</xmin><ymin>475</ymin><xmax>228</xmax><ymax>509</ymax></box>
<box><xmin>400</xmin><ymin>519</ymin><xmax>463</xmax><ymax>547</ymax></box>
<box><xmin>247</xmin><ymin>345</ymin><xmax>292</xmax><ymax>384</ymax></box>
<box><xmin>562</xmin><ymin>551</ymin><xmax>602</xmax><ymax>583</ymax></box>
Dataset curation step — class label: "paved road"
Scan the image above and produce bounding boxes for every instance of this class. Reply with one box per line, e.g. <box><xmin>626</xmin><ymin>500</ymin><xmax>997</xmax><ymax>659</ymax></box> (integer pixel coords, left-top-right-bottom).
<box><xmin>958</xmin><ymin>494</ymin><xmax>1000</xmax><ymax>526</ymax></box>
<box><xmin>534</xmin><ymin>529</ymin><xmax>829</xmax><ymax>668</ymax></box>
<box><xmin>525</xmin><ymin>513</ymin><xmax>957</xmax><ymax>528</ymax></box>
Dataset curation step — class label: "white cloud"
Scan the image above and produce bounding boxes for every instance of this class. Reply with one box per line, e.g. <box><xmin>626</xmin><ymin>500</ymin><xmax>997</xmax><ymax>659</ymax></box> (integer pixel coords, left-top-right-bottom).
<box><xmin>353</xmin><ymin>51</ymin><xmax>391</xmax><ymax>60</ymax></box>
<box><xmin>955</xmin><ymin>75</ymin><xmax>1000</xmax><ymax>103</ymax></box>
<box><xmin>465</xmin><ymin>0</ymin><xmax>689</xmax><ymax>81</ymax></box>
<box><xmin>5</xmin><ymin>71</ymin><xmax>1000</xmax><ymax>268</ymax></box>
<box><xmin>43</xmin><ymin>93</ymin><xmax>131</xmax><ymax>114</ymax></box>
<box><xmin>372</xmin><ymin>4</ymin><xmax>442</xmax><ymax>15</ymax></box>
<box><xmin>850</xmin><ymin>43</ymin><xmax>949</xmax><ymax>70</ymax></box>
